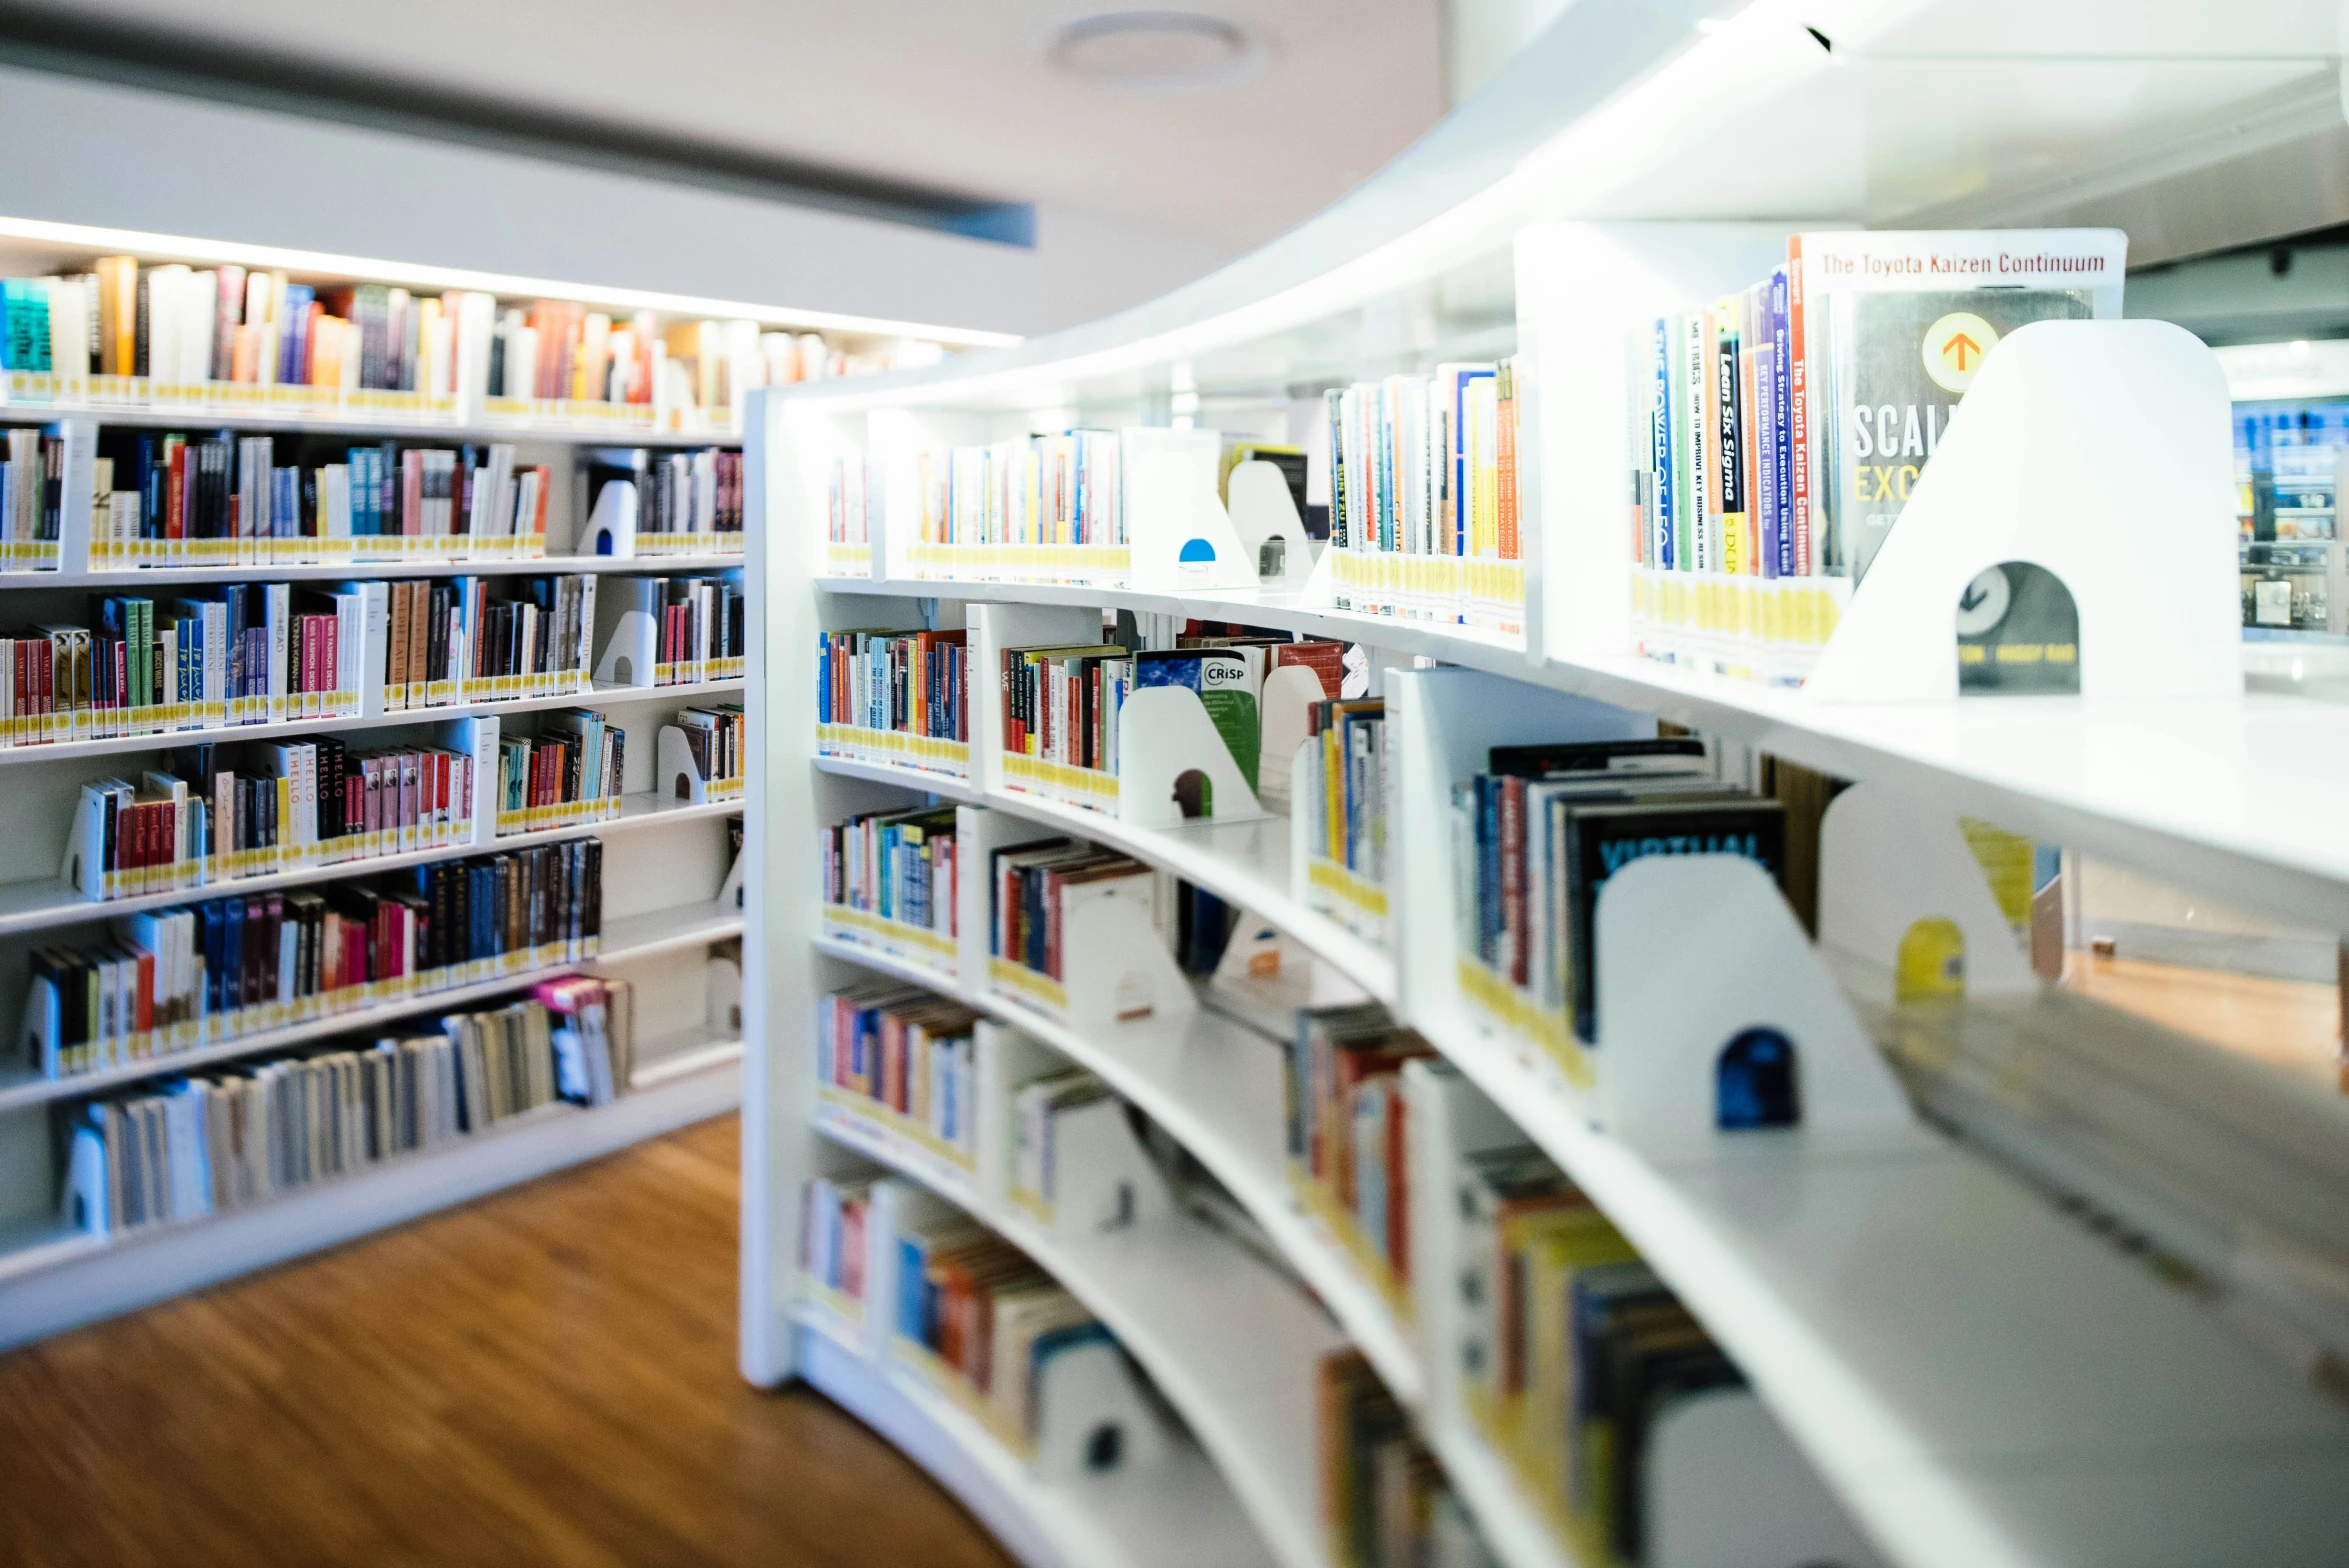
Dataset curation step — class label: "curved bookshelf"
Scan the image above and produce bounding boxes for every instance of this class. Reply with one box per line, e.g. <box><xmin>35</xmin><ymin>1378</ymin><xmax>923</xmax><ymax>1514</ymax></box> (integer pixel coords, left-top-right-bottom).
<box><xmin>746</xmin><ymin>8</ymin><xmax>2349</xmax><ymax>1568</ymax></box>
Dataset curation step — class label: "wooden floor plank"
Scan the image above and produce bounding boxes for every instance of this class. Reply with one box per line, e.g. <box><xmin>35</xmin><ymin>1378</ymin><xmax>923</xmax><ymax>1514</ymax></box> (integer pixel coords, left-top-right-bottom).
<box><xmin>0</xmin><ymin>1115</ymin><xmax>1017</xmax><ymax>1568</ymax></box>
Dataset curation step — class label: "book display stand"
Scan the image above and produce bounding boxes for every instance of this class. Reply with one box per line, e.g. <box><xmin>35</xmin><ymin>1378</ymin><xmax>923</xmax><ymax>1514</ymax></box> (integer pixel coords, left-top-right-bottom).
<box><xmin>744</xmin><ymin>11</ymin><xmax>2349</xmax><ymax>1568</ymax></box>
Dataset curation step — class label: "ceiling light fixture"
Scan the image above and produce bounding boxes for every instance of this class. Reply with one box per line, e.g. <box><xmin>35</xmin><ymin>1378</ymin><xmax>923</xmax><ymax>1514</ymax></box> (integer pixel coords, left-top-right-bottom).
<box><xmin>1046</xmin><ymin>10</ymin><xmax>1264</xmax><ymax>93</ymax></box>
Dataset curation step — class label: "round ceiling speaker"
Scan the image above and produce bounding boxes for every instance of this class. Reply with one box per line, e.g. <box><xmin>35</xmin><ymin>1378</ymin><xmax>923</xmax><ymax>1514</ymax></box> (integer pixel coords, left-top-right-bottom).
<box><xmin>1046</xmin><ymin>10</ymin><xmax>1265</xmax><ymax>92</ymax></box>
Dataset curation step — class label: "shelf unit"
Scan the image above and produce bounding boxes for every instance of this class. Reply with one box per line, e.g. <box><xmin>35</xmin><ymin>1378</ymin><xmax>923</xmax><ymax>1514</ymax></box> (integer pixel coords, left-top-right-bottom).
<box><xmin>739</xmin><ymin>7</ymin><xmax>2349</xmax><ymax>1568</ymax></box>
<box><xmin>0</xmin><ymin>230</ymin><xmax>920</xmax><ymax>1343</ymax></box>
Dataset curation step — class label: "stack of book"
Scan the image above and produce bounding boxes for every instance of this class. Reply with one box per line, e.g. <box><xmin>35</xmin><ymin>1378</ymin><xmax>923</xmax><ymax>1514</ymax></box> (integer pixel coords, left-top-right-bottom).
<box><xmin>90</xmin><ymin>436</ymin><xmax>551</xmax><ymax>568</ymax></box>
<box><xmin>818</xmin><ymin>806</ymin><xmax>959</xmax><ymax>964</ymax></box>
<box><xmin>1284</xmin><ymin>1003</ymin><xmax>1434</xmax><ymax>1313</ymax></box>
<box><xmin>24</xmin><ymin>840</ymin><xmax>606</xmax><ymax>1080</ymax></box>
<box><xmin>892</xmin><ymin>1200</ymin><xmax>1116</xmax><ymax>1455</ymax></box>
<box><xmin>533</xmin><ymin>975</ymin><xmax>636</xmax><ymax>1106</ymax></box>
<box><xmin>828</xmin><ymin>451</ymin><xmax>880</xmax><ymax>550</ymax></box>
<box><xmin>66</xmin><ymin>739</ymin><xmax>479</xmax><ymax>901</ymax></box>
<box><xmin>816</xmin><ymin>626</ymin><xmax>970</xmax><ymax>774</ymax></box>
<box><xmin>1325</xmin><ymin>363</ymin><xmax>1525</xmax><ymax>636</ymax></box>
<box><xmin>1451</xmin><ymin>1140</ymin><xmax>1741</xmax><ymax>1566</ymax></box>
<box><xmin>55</xmin><ymin>984</ymin><xmax>634</xmax><ymax>1239</ymax></box>
<box><xmin>1450</xmin><ymin>737</ymin><xmax>1780</xmax><ymax>1071</ymax></box>
<box><xmin>998</xmin><ymin>638</ymin><xmax>1132</xmax><ymax>800</ymax></box>
<box><xmin>495</xmin><ymin>710</ymin><xmax>625</xmax><ymax>836</ymax></box>
<box><xmin>1318</xmin><ymin>1350</ymin><xmax>1497</xmax><ymax>1568</ymax></box>
<box><xmin>814</xmin><ymin>982</ymin><xmax>982</xmax><ymax>1169</ymax></box>
<box><xmin>1626</xmin><ymin>228</ymin><xmax>2126</xmax><ymax>683</ymax></box>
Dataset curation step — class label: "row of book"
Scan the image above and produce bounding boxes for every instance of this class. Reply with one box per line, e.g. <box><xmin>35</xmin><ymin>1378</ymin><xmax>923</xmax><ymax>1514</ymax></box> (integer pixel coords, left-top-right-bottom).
<box><xmin>67</xmin><ymin>739</ymin><xmax>476</xmax><ymax>901</ymax></box>
<box><xmin>670</xmin><ymin>705</ymin><xmax>747</xmax><ymax>802</ymax></box>
<box><xmin>26</xmin><ymin>840</ymin><xmax>606</xmax><ymax>1081</ymax></box>
<box><xmin>646</xmin><ymin>574</ymin><xmax>745</xmax><ymax>687</ymax></box>
<box><xmin>637</xmin><ymin>447</ymin><xmax>747</xmax><ymax>543</ymax></box>
<box><xmin>1301</xmin><ymin>695</ymin><xmax>1390</xmax><ymax>894</ymax></box>
<box><xmin>909</xmin><ymin>431</ymin><xmax>1127</xmax><ymax>549</ymax></box>
<box><xmin>1455</xmin><ymin>1131</ymin><xmax>1741</xmax><ymax>1564</ymax></box>
<box><xmin>819</xmin><ymin>806</ymin><xmax>959</xmax><ymax>940</ymax></box>
<box><xmin>1285</xmin><ymin>1003</ymin><xmax>1430</xmax><ymax>1307</ymax></box>
<box><xmin>0</xmin><ymin>259</ymin><xmax>883</xmax><ymax>413</ymax></box>
<box><xmin>891</xmin><ymin>1203</ymin><xmax>1118</xmax><ymax>1453</ymax></box>
<box><xmin>58</xmin><ymin>976</ymin><xmax>637</xmax><ymax>1238</ymax></box>
<box><xmin>495</xmin><ymin>711</ymin><xmax>625</xmax><ymax>836</ymax></box>
<box><xmin>381</xmin><ymin>574</ymin><xmax>597</xmax><ymax>711</ymax></box>
<box><xmin>89</xmin><ymin>435</ymin><xmax>555</xmax><ymax>568</ymax></box>
<box><xmin>1318</xmin><ymin>1350</ymin><xmax>1498</xmax><ymax>1568</ymax></box>
<box><xmin>992</xmin><ymin>837</ymin><xmax>1150</xmax><ymax>987</ymax></box>
<box><xmin>1450</xmin><ymin>736</ymin><xmax>1782</xmax><ymax>1051</ymax></box>
<box><xmin>815</xmin><ymin>627</ymin><xmax>971</xmax><ymax>749</ymax></box>
<box><xmin>0</xmin><ymin>426</ymin><xmax>64</xmax><ymax>568</ymax></box>
<box><xmin>1</xmin><ymin>585</ymin><xmax>365</xmax><ymax>746</ymax></box>
<box><xmin>816</xmin><ymin>983</ymin><xmax>982</xmax><ymax>1165</ymax></box>
<box><xmin>1326</xmin><ymin>362</ymin><xmax>1526</xmax><ymax>634</ymax></box>
<box><xmin>1010</xmin><ymin>1064</ymin><xmax>1114</xmax><ymax>1223</ymax></box>
<box><xmin>1627</xmin><ymin>228</ymin><xmax>2125</xmax><ymax>680</ymax></box>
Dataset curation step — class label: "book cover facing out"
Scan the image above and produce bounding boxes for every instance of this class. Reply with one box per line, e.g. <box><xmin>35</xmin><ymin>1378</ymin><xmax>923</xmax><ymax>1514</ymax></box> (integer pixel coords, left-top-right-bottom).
<box><xmin>1826</xmin><ymin>288</ymin><xmax>2092</xmax><ymax>585</ymax></box>
<box><xmin>1563</xmin><ymin>798</ymin><xmax>1786</xmax><ymax>1043</ymax></box>
<box><xmin>1135</xmin><ymin>647</ymin><xmax>1262</xmax><ymax>795</ymax></box>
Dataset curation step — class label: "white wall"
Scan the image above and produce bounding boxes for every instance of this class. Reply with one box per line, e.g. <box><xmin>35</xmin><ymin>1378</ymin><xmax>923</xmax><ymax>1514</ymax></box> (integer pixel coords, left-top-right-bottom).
<box><xmin>0</xmin><ymin>64</ymin><xmax>1235</xmax><ymax>337</ymax></box>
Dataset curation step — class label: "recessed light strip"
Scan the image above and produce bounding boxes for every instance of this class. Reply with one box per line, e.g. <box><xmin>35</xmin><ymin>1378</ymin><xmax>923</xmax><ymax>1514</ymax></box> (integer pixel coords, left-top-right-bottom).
<box><xmin>0</xmin><ymin>215</ymin><xmax>1023</xmax><ymax>349</ymax></box>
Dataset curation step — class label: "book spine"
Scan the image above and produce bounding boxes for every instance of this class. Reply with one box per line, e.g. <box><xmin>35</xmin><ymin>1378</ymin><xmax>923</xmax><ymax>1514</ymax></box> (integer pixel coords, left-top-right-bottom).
<box><xmin>1786</xmin><ymin>236</ymin><xmax>1812</xmax><ymax>576</ymax></box>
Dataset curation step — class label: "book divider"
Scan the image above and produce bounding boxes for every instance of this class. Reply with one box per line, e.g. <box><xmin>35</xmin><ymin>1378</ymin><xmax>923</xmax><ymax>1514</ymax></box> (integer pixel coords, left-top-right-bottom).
<box><xmin>1804</xmin><ymin>319</ymin><xmax>2240</xmax><ymax>703</ymax></box>
<box><xmin>1815</xmin><ymin>783</ymin><xmax>2037</xmax><ymax>1010</ymax></box>
<box><xmin>1225</xmin><ymin>458</ymin><xmax>1314</xmax><ymax>592</ymax></box>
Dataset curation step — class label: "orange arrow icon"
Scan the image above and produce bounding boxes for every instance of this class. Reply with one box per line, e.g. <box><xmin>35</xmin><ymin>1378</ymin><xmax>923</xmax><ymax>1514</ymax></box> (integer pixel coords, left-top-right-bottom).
<box><xmin>1944</xmin><ymin>331</ymin><xmax>1981</xmax><ymax>370</ymax></box>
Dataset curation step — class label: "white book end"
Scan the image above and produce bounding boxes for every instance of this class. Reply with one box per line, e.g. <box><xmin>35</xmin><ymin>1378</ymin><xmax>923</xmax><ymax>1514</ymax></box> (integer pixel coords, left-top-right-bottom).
<box><xmin>1226</xmin><ymin>458</ymin><xmax>1313</xmax><ymax>589</ymax></box>
<box><xmin>593</xmin><ymin>595</ymin><xmax>659</xmax><ymax>687</ymax></box>
<box><xmin>585</xmin><ymin>477</ymin><xmax>639</xmax><ymax>558</ymax></box>
<box><xmin>1124</xmin><ymin>428</ymin><xmax>1257</xmax><ymax>592</ymax></box>
<box><xmin>1040</xmin><ymin>1094</ymin><xmax>1172</xmax><ymax>1241</ymax></box>
<box><xmin>1115</xmin><ymin>685</ymin><xmax>1268</xmax><ymax>829</ymax></box>
<box><xmin>1645</xmin><ymin>1387</ymin><xmax>1888</xmax><ymax>1568</ymax></box>
<box><xmin>1255</xmin><ymin>664</ymin><xmax>1327</xmax><ymax>810</ymax></box>
<box><xmin>1593</xmin><ymin>855</ymin><xmax>1916</xmax><ymax>1150</ymax></box>
<box><xmin>1030</xmin><ymin>1333</ymin><xmax>1174</xmax><ymax>1483</ymax></box>
<box><xmin>657</xmin><ymin>724</ymin><xmax>710</xmax><ymax>804</ymax></box>
<box><xmin>1816</xmin><ymin>783</ymin><xmax>2036</xmax><ymax>1008</ymax></box>
<box><xmin>1806</xmin><ymin>320</ymin><xmax>2240</xmax><ymax>704</ymax></box>
<box><xmin>994</xmin><ymin>873</ymin><xmax>1197</xmax><ymax>1031</ymax></box>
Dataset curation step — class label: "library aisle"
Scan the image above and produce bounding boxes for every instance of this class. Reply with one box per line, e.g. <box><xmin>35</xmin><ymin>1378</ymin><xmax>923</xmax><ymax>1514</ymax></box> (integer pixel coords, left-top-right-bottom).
<box><xmin>0</xmin><ymin>1114</ymin><xmax>1011</xmax><ymax>1568</ymax></box>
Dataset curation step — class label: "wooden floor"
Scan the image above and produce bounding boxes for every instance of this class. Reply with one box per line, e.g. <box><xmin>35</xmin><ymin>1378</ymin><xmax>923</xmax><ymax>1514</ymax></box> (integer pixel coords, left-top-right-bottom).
<box><xmin>0</xmin><ymin>1115</ymin><xmax>1017</xmax><ymax>1568</ymax></box>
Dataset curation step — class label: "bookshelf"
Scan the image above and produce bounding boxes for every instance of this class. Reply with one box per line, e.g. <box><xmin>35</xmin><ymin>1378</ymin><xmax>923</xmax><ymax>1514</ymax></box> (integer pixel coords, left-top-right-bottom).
<box><xmin>744</xmin><ymin>8</ymin><xmax>2349</xmax><ymax>1568</ymax></box>
<box><xmin>0</xmin><ymin>226</ymin><xmax>973</xmax><ymax>1349</ymax></box>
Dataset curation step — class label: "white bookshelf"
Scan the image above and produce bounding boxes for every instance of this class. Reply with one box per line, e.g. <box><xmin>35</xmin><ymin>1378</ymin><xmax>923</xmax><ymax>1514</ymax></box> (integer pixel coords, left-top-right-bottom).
<box><xmin>0</xmin><ymin>237</ymin><xmax>866</xmax><ymax>1341</ymax></box>
<box><xmin>741</xmin><ymin>7</ymin><xmax>2349</xmax><ymax>1567</ymax></box>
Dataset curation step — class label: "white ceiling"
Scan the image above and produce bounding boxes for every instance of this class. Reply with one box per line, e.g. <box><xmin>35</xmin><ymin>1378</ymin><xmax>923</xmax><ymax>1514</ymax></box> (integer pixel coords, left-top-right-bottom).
<box><xmin>29</xmin><ymin>0</ymin><xmax>1448</xmax><ymax>257</ymax></box>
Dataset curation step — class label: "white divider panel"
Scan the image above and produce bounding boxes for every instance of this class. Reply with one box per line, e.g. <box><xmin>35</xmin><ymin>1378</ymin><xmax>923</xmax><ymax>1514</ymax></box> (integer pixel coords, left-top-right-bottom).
<box><xmin>1115</xmin><ymin>686</ymin><xmax>1267</xmax><ymax>830</ymax></box>
<box><xmin>1037</xmin><ymin>1093</ymin><xmax>1173</xmax><ymax>1243</ymax></box>
<box><xmin>1402</xmin><ymin>1058</ymin><xmax>1528</xmax><ymax>1417</ymax></box>
<box><xmin>1256</xmin><ymin>665</ymin><xmax>1327</xmax><ymax>811</ymax></box>
<box><xmin>1806</xmin><ymin>321</ymin><xmax>2241</xmax><ymax>703</ymax></box>
<box><xmin>1226</xmin><ymin>459</ymin><xmax>1314</xmax><ymax>591</ymax></box>
<box><xmin>1816</xmin><ymin>783</ymin><xmax>2036</xmax><ymax>1008</ymax></box>
<box><xmin>1516</xmin><ymin>222</ymin><xmax>1801</xmax><ymax>665</ymax></box>
<box><xmin>1386</xmin><ymin>665</ymin><xmax>1654</xmax><ymax>1050</ymax></box>
<box><xmin>976</xmin><ymin>1019</ymin><xmax>1058</xmax><ymax>1207</ymax></box>
<box><xmin>1593</xmin><ymin>855</ymin><xmax>1918</xmax><ymax>1148</ymax></box>
<box><xmin>593</xmin><ymin>579</ymin><xmax>660</xmax><ymax>687</ymax></box>
<box><xmin>1125</xmin><ymin>428</ymin><xmax>1257</xmax><ymax>593</ymax></box>
<box><xmin>584</xmin><ymin>477</ymin><xmax>639</xmax><ymax>558</ymax></box>
<box><xmin>352</xmin><ymin>580</ymin><xmax>391</xmax><ymax>719</ymax></box>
